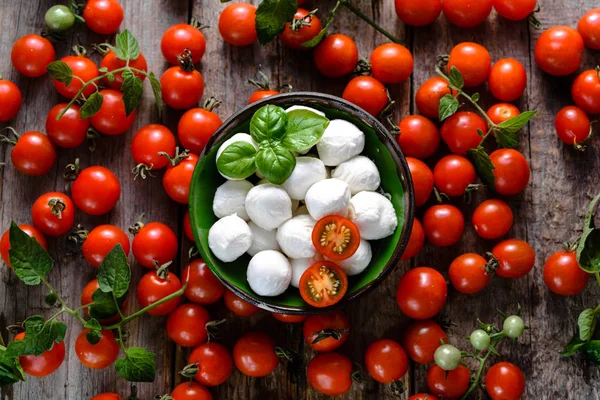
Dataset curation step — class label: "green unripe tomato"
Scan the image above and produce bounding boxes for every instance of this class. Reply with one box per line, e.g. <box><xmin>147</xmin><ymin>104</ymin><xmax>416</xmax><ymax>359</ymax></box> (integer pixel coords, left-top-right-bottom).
<box><xmin>434</xmin><ymin>344</ymin><xmax>462</xmax><ymax>371</ymax></box>
<box><xmin>469</xmin><ymin>329</ymin><xmax>491</xmax><ymax>351</ymax></box>
<box><xmin>45</xmin><ymin>5</ymin><xmax>75</xmax><ymax>33</ymax></box>
<box><xmin>503</xmin><ymin>315</ymin><xmax>525</xmax><ymax>339</ymax></box>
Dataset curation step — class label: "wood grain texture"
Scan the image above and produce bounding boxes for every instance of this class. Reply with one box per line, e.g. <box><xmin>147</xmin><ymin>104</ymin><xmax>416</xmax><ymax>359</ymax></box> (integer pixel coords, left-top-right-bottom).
<box><xmin>1</xmin><ymin>0</ymin><xmax>599</xmax><ymax>399</ymax></box>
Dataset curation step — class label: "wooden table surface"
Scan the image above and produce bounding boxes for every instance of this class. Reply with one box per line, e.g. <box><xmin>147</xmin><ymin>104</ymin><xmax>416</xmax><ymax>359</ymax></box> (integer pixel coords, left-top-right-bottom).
<box><xmin>1</xmin><ymin>0</ymin><xmax>599</xmax><ymax>399</ymax></box>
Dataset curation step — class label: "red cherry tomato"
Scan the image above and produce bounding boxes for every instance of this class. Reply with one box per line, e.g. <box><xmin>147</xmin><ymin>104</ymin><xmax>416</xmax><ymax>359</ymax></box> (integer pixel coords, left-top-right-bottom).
<box><xmin>272</xmin><ymin>313</ymin><xmax>306</xmax><ymax>323</ymax></box>
<box><xmin>365</xmin><ymin>339</ymin><xmax>409</xmax><ymax>383</ymax></box>
<box><xmin>472</xmin><ymin>199</ymin><xmax>513</xmax><ymax>239</ymax></box>
<box><xmin>422</xmin><ymin>204</ymin><xmax>465</xmax><ymax>247</ymax></box>
<box><xmin>571</xmin><ymin>69</ymin><xmax>600</xmax><ymax>115</ymax></box>
<box><xmin>555</xmin><ymin>106</ymin><xmax>591</xmax><ymax>147</ymax></box>
<box><xmin>75</xmin><ymin>329</ymin><xmax>119</xmax><ymax>369</ymax></box>
<box><xmin>218</xmin><ymin>3</ymin><xmax>257</xmax><ymax>46</ymax></box>
<box><xmin>394</xmin><ymin>0</ymin><xmax>442</xmax><ymax>27</ymax></box>
<box><xmin>311</xmin><ymin>215</ymin><xmax>360</xmax><ymax>261</ymax></box>
<box><xmin>137</xmin><ymin>270</ymin><xmax>182</xmax><ymax>316</ymax></box>
<box><xmin>224</xmin><ymin>289</ymin><xmax>260</xmax><ymax>317</ymax></box>
<box><xmin>46</xmin><ymin>104</ymin><xmax>89</xmax><ymax>148</ymax></box>
<box><xmin>409</xmin><ymin>395</ymin><xmax>440</xmax><ymax>400</ymax></box>
<box><xmin>9</xmin><ymin>131</ymin><xmax>56</xmax><ymax>176</ymax></box>
<box><xmin>488</xmin><ymin>58</ymin><xmax>527</xmax><ymax>101</ymax></box>
<box><xmin>406</xmin><ymin>157</ymin><xmax>434</xmax><ymax>207</ymax></box>
<box><xmin>433</xmin><ymin>155</ymin><xmax>476</xmax><ymax>197</ymax></box>
<box><xmin>487</xmin><ymin>103</ymin><xmax>520</xmax><ymax>126</ymax></box>
<box><xmin>248</xmin><ymin>89</ymin><xmax>280</xmax><ymax>104</ymax></box>
<box><xmin>427</xmin><ymin>364</ymin><xmax>470</xmax><ymax>399</ymax></box>
<box><xmin>15</xmin><ymin>332</ymin><xmax>65</xmax><ymax>377</ymax></box>
<box><xmin>534</xmin><ymin>26</ymin><xmax>585</xmax><ymax>76</ymax></box>
<box><xmin>83</xmin><ymin>0</ymin><xmax>124</xmax><ymax>35</ymax></box>
<box><xmin>396</xmin><ymin>267</ymin><xmax>448</xmax><ymax>319</ymax></box>
<box><xmin>415</xmin><ymin>77</ymin><xmax>452</xmax><ymax>119</ymax></box>
<box><xmin>31</xmin><ymin>192</ymin><xmax>75</xmax><ymax>237</ymax></box>
<box><xmin>71</xmin><ymin>166</ymin><xmax>121</xmax><ymax>215</ymax></box>
<box><xmin>163</xmin><ymin>153</ymin><xmax>198</xmax><ymax>204</ymax></box>
<box><xmin>313</xmin><ymin>34</ymin><xmax>358</xmax><ymax>78</ymax></box>
<box><xmin>402</xmin><ymin>320</ymin><xmax>448</xmax><ymax>364</ymax></box>
<box><xmin>171</xmin><ymin>382</ymin><xmax>212</xmax><ymax>400</ymax></box>
<box><xmin>11</xmin><ymin>34</ymin><xmax>55</xmax><ymax>78</ymax></box>
<box><xmin>299</xmin><ymin>261</ymin><xmax>348</xmax><ymax>308</ymax></box>
<box><xmin>167</xmin><ymin>304</ymin><xmax>210</xmax><ymax>347</ymax></box>
<box><xmin>440</xmin><ymin>111</ymin><xmax>486</xmax><ymax>155</ymax></box>
<box><xmin>183</xmin><ymin>211</ymin><xmax>194</xmax><ymax>241</ymax></box>
<box><xmin>485</xmin><ymin>362</ymin><xmax>526</xmax><ymax>400</ymax></box>
<box><xmin>100</xmin><ymin>50</ymin><xmax>147</xmax><ymax>90</ymax></box>
<box><xmin>492</xmin><ymin>0</ymin><xmax>536</xmax><ymax>21</ymax></box>
<box><xmin>178</xmin><ymin>106</ymin><xmax>223</xmax><ymax>154</ymax></box>
<box><xmin>491</xmin><ymin>239</ymin><xmax>536</xmax><ymax>278</ymax></box>
<box><xmin>132</xmin><ymin>222</ymin><xmax>178</xmax><ymax>269</ymax></box>
<box><xmin>490</xmin><ymin>149</ymin><xmax>530</xmax><ymax>196</ymax></box>
<box><xmin>442</xmin><ymin>0</ymin><xmax>493</xmax><ymax>28</ymax></box>
<box><xmin>370</xmin><ymin>43</ymin><xmax>414</xmax><ymax>84</ymax></box>
<box><xmin>188</xmin><ymin>342</ymin><xmax>233</xmax><ymax>386</ymax></box>
<box><xmin>182</xmin><ymin>259</ymin><xmax>225</xmax><ymax>305</ymax></box>
<box><xmin>543</xmin><ymin>250</ymin><xmax>589</xmax><ymax>296</ymax></box>
<box><xmin>397</xmin><ymin>115</ymin><xmax>440</xmax><ymax>159</ymax></box>
<box><xmin>81</xmin><ymin>279</ymin><xmax>128</xmax><ymax>324</ymax></box>
<box><xmin>0</xmin><ymin>79</ymin><xmax>22</xmax><ymax>122</ymax></box>
<box><xmin>307</xmin><ymin>352</ymin><xmax>353</xmax><ymax>396</ymax></box>
<box><xmin>91</xmin><ymin>393</ymin><xmax>123</xmax><ymax>400</ymax></box>
<box><xmin>131</xmin><ymin>124</ymin><xmax>176</xmax><ymax>171</ymax></box>
<box><xmin>578</xmin><ymin>9</ymin><xmax>600</xmax><ymax>50</ymax></box>
<box><xmin>161</xmin><ymin>65</ymin><xmax>205</xmax><ymax>110</ymax></box>
<box><xmin>161</xmin><ymin>24</ymin><xmax>206</xmax><ymax>64</ymax></box>
<box><xmin>233</xmin><ymin>332</ymin><xmax>279</xmax><ymax>377</ymax></box>
<box><xmin>82</xmin><ymin>225</ymin><xmax>130</xmax><ymax>267</ymax></box>
<box><xmin>279</xmin><ymin>8</ymin><xmax>322</xmax><ymax>50</ymax></box>
<box><xmin>53</xmin><ymin>56</ymin><xmax>99</xmax><ymax>99</ymax></box>
<box><xmin>303</xmin><ymin>311</ymin><xmax>350</xmax><ymax>352</ymax></box>
<box><xmin>447</xmin><ymin>42</ymin><xmax>491</xmax><ymax>87</ymax></box>
<box><xmin>449</xmin><ymin>253</ymin><xmax>491</xmax><ymax>294</ymax></box>
<box><xmin>0</xmin><ymin>224</ymin><xmax>47</xmax><ymax>268</ymax></box>
<box><xmin>401</xmin><ymin>217</ymin><xmax>425</xmax><ymax>260</ymax></box>
<box><xmin>90</xmin><ymin>89</ymin><xmax>136</xmax><ymax>135</ymax></box>
<box><xmin>342</xmin><ymin>76</ymin><xmax>388</xmax><ymax>117</ymax></box>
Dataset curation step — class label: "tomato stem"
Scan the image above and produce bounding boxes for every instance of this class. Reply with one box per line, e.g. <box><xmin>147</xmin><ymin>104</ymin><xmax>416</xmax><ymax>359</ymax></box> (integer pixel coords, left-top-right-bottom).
<box><xmin>339</xmin><ymin>0</ymin><xmax>403</xmax><ymax>45</ymax></box>
<box><xmin>595</xmin><ymin>272</ymin><xmax>600</xmax><ymax>289</ymax></box>
<box><xmin>460</xmin><ymin>333</ymin><xmax>506</xmax><ymax>399</ymax></box>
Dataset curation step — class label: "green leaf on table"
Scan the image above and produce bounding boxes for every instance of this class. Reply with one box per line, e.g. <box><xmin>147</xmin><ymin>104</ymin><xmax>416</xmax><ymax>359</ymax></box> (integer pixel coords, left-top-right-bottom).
<box><xmin>114</xmin><ymin>29</ymin><xmax>140</xmax><ymax>61</ymax></box>
<box><xmin>577</xmin><ymin>192</ymin><xmax>600</xmax><ymax>273</ymax></box>
<box><xmin>216</xmin><ymin>141</ymin><xmax>258</xmax><ymax>179</ymax></box>
<box><xmin>46</xmin><ymin>61</ymin><xmax>73</xmax><ymax>86</ymax></box>
<box><xmin>250</xmin><ymin>105</ymin><xmax>289</xmax><ymax>144</ymax></box>
<box><xmin>255</xmin><ymin>0</ymin><xmax>297</xmax><ymax>45</ymax></box>
<box><xmin>302</xmin><ymin>1</ymin><xmax>342</xmax><ymax>48</ymax></box>
<box><xmin>121</xmin><ymin>70</ymin><xmax>143</xmax><ymax>116</ymax></box>
<box><xmin>438</xmin><ymin>94</ymin><xmax>459</xmax><ymax>121</ymax></box>
<box><xmin>578</xmin><ymin>308</ymin><xmax>598</xmax><ymax>341</ymax></box>
<box><xmin>148</xmin><ymin>72</ymin><xmax>164</xmax><ymax>112</ymax></box>
<box><xmin>561</xmin><ymin>333</ymin><xmax>587</xmax><ymax>357</ymax></box>
<box><xmin>8</xmin><ymin>222</ymin><xmax>53</xmax><ymax>286</ymax></box>
<box><xmin>468</xmin><ymin>146</ymin><xmax>496</xmax><ymax>187</ymax></box>
<box><xmin>256</xmin><ymin>144</ymin><xmax>296</xmax><ymax>185</ymax></box>
<box><xmin>5</xmin><ymin>316</ymin><xmax>66</xmax><ymax>357</ymax></box>
<box><xmin>497</xmin><ymin>110</ymin><xmax>537</xmax><ymax>134</ymax></box>
<box><xmin>0</xmin><ymin>349</ymin><xmax>25</xmax><ymax>387</ymax></box>
<box><xmin>97</xmin><ymin>244</ymin><xmax>131</xmax><ymax>298</ymax></box>
<box><xmin>447</xmin><ymin>66</ymin><xmax>464</xmax><ymax>90</ymax></box>
<box><xmin>280</xmin><ymin>109</ymin><xmax>329</xmax><ymax>152</ymax></box>
<box><xmin>582</xmin><ymin>341</ymin><xmax>600</xmax><ymax>364</ymax></box>
<box><xmin>89</xmin><ymin>289</ymin><xmax>127</xmax><ymax>321</ymax></box>
<box><xmin>81</xmin><ymin>92</ymin><xmax>104</xmax><ymax>119</ymax></box>
<box><xmin>115</xmin><ymin>347</ymin><xmax>156</xmax><ymax>382</ymax></box>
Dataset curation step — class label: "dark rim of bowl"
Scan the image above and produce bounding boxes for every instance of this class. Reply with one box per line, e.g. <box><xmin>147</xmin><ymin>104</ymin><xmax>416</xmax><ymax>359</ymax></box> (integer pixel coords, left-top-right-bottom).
<box><xmin>190</xmin><ymin>91</ymin><xmax>415</xmax><ymax>315</ymax></box>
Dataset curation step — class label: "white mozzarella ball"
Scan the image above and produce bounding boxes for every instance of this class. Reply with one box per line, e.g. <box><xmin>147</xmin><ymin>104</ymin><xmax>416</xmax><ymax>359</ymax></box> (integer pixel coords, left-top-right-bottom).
<box><xmin>247</xmin><ymin>250</ymin><xmax>292</xmax><ymax>296</ymax></box>
<box><xmin>290</xmin><ymin>254</ymin><xmax>323</xmax><ymax>288</ymax></box>
<box><xmin>276</xmin><ymin>214</ymin><xmax>317</xmax><ymax>259</ymax></box>
<box><xmin>246</xmin><ymin>184</ymin><xmax>293</xmax><ymax>231</ymax></box>
<box><xmin>208</xmin><ymin>214</ymin><xmax>252</xmax><ymax>262</ymax></box>
<box><xmin>213</xmin><ymin>180</ymin><xmax>254</xmax><ymax>220</ymax></box>
<box><xmin>216</xmin><ymin>133</ymin><xmax>259</xmax><ymax>180</ymax></box>
<box><xmin>305</xmin><ymin>178</ymin><xmax>351</xmax><ymax>220</ymax></box>
<box><xmin>335</xmin><ymin>239</ymin><xmax>372</xmax><ymax>276</ymax></box>
<box><xmin>316</xmin><ymin>119</ymin><xmax>365</xmax><ymax>166</ymax></box>
<box><xmin>349</xmin><ymin>191</ymin><xmax>398</xmax><ymax>240</ymax></box>
<box><xmin>247</xmin><ymin>221</ymin><xmax>280</xmax><ymax>256</ymax></box>
<box><xmin>282</xmin><ymin>157</ymin><xmax>328</xmax><ymax>200</ymax></box>
<box><xmin>286</xmin><ymin>105</ymin><xmax>326</xmax><ymax>117</ymax></box>
<box><xmin>332</xmin><ymin>156</ymin><xmax>381</xmax><ymax>195</ymax></box>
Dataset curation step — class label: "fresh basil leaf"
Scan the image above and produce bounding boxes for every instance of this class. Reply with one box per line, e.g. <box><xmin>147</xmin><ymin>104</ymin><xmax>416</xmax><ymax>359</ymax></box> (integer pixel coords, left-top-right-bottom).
<box><xmin>468</xmin><ymin>146</ymin><xmax>495</xmax><ymax>187</ymax></box>
<box><xmin>562</xmin><ymin>334</ymin><xmax>587</xmax><ymax>357</ymax></box>
<box><xmin>5</xmin><ymin>317</ymin><xmax>66</xmax><ymax>357</ymax></box>
<box><xmin>280</xmin><ymin>110</ymin><xmax>329</xmax><ymax>151</ymax></box>
<box><xmin>46</xmin><ymin>61</ymin><xmax>73</xmax><ymax>85</ymax></box>
<box><xmin>302</xmin><ymin>0</ymin><xmax>342</xmax><ymax>48</ymax></box>
<box><xmin>89</xmin><ymin>289</ymin><xmax>127</xmax><ymax>321</ymax></box>
<box><xmin>8</xmin><ymin>222</ymin><xmax>53</xmax><ymax>286</ymax></box>
<box><xmin>255</xmin><ymin>0</ymin><xmax>297</xmax><ymax>45</ymax></box>
<box><xmin>577</xmin><ymin>193</ymin><xmax>600</xmax><ymax>273</ymax></box>
<box><xmin>114</xmin><ymin>29</ymin><xmax>140</xmax><ymax>61</ymax></box>
<box><xmin>148</xmin><ymin>71</ymin><xmax>164</xmax><ymax>112</ymax></box>
<box><xmin>81</xmin><ymin>92</ymin><xmax>104</xmax><ymax>119</ymax></box>
<box><xmin>97</xmin><ymin>244</ymin><xmax>131</xmax><ymax>298</ymax></box>
<box><xmin>0</xmin><ymin>348</ymin><xmax>25</xmax><ymax>387</ymax></box>
<box><xmin>497</xmin><ymin>110</ymin><xmax>537</xmax><ymax>134</ymax></box>
<box><xmin>448</xmin><ymin>66</ymin><xmax>464</xmax><ymax>90</ymax></box>
<box><xmin>250</xmin><ymin>105</ymin><xmax>288</xmax><ymax>143</ymax></box>
<box><xmin>438</xmin><ymin>94</ymin><xmax>459</xmax><ymax>121</ymax></box>
<box><xmin>495</xmin><ymin>128</ymin><xmax>520</xmax><ymax>149</ymax></box>
<box><xmin>115</xmin><ymin>347</ymin><xmax>156</xmax><ymax>382</ymax></box>
<box><xmin>121</xmin><ymin>70</ymin><xmax>143</xmax><ymax>116</ymax></box>
<box><xmin>582</xmin><ymin>341</ymin><xmax>600</xmax><ymax>364</ymax></box>
<box><xmin>255</xmin><ymin>144</ymin><xmax>296</xmax><ymax>185</ymax></box>
<box><xmin>216</xmin><ymin>141</ymin><xmax>257</xmax><ymax>179</ymax></box>
<box><xmin>578</xmin><ymin>308</ymin><xmax>598</xmax><ymax>341</ymax></box>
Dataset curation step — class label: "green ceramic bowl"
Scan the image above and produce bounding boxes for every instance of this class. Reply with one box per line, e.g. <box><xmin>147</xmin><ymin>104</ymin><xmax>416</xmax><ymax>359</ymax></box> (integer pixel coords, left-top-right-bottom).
<box><xmin>189</xmin><ymin>92</ymin><xmax>414</xmax><ymax>315</ymax></box>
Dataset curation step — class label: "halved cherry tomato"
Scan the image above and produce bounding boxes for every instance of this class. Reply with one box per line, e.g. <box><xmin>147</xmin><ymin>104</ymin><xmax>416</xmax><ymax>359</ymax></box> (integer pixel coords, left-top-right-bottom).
<box><xmin>312</xmin><ymin>216</ymin><xmax>360</xmax><ymax>261</ymax></box>
<box><xmin>491</xmin><ymin>239</ymin><xmax>535</xmax><ymax>279</ymax></box>
<box><xmin>224</xmin><ymin>289</ymin><xmax>260</xmax><ymax>317</ymax></box>
<box><xmin>299</xmin><ymin>261</ymin><xmax>348</xmax><ymax>308</ymax></box>
<box><xmin>415</xmin><ymin>77</ymin><xmax>452</xmax><ymax>119</ymax></box>
<box><xmin>272</xmin><ymin>313</ymin><xmax>306</xmax><ymax>323</ymax></box>
<box><xmin>534</xmin><ymin>26</ymin><xmax>584</xmax><ymax>76</ymax></box>
<box><xmin>303</xmin><ymin>310</ymin><xmax>350</xmax><ymax>352</ymax></box>
<box><xmin>488</xmin><ymin>58</ymin><xmax>527</xmax><ymax>102</ymax></box>
<box><xmin>75</xmin><ymin>329</ymin><xmax>119</xmax><ymax>369</ymax></box>
<box><xmin>279</xmin><ymin>8</ymin><xmax>322</xmax><ymax>50</ymax></box>
<box><xmin>15</xmin><ymin>332</ymin><xmax>65</xmax><ymax>377</ymax></box>
<box><xmin>401</xmin><ymin>217</ymin><xmax>425</xmax><ymax>260</ymax></box>
<box><xmin>100</xmin><ymin>50</ymin><xmax>147</xmax><ymax>90</ymax></box>
<box><xmin>11</xmin><ymin>34</ymin><xmax>55</xmax><ymax>78</ymax></box>
<box><xmin>447</xmin><ymin>42</ymin><xmax>491</xmax><ymax>87</ymax></box>
<box><xmin>1</xmin><ymin>224</ymin><xmax>47</xmax><ymax>268</ymax></box>
<box><xmin>402</xmin><ymin>319</ymin><xmax>448</xmax><ymax>364</ymax></box>
<box><xmin>46</xmin><ymin>103</ymin><xmax>89</xmax><ymax>148</ymax></box>
<box><xmin>449</xmin><ymin>253</ymin><xmax>491</xmax><ymax>294</ymax></box>
<box><xmin>555</xmin><ymin>106</ymin><xmax>591</xmax><ymax>147</ymax></box>
<box><xmin>31</xmin><ymin>192</ymin><xmax>75</xmax><ymax>237</ymax></box>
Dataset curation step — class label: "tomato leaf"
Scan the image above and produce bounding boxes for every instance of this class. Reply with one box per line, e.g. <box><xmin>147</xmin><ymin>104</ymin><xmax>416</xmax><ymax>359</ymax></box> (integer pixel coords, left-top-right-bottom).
<box><xmin>216</xmin><ymin>141</ymin><xmax>258</xmax><ymax>179</ymax></box>
<box><xmin>89</xmin><ymin>289</ymin><xmax>127</xmax><ymax>321</ymax></box>
<box><xmin>468</xmin><ymin>146</ymin><xmax>495</xmax><ymax>187</ymax></box>
<box><xmin>0</xmin><ymin>348</ymin><xmax>25</xmax><ymax>387</ymax></box>
<box><xmin>582</xmin><ymin>341</ymin><xmax>600</xmax><ymax>364</ymax></box>
<box><xmin>255</xmin><ymin>144</ymin><xmax>296</xmax><ymax>185</ymax></box>
<box><xmin>114</xmin><ymin>29</ymin><xmax>140</xmax><ymax>61</ymax></box>
<box><xmin>84</xmin><ymin>319</ymin><xmax>103</xmax><ymax>346</ymax></box>
<box><xmin>44</xmin><ymin>291</ymin><xmax>59</xmax><ymax>307</ymax></box>
<box><xmin>494</xmin><ymin>128</ymin><xmax>520</xmax><ymax>149</ymax></box>
<box><xmin>81</xmin><ymin>92</ymin><xmax>104</xmax><ymax>119</ymax></box>
<box><xmin>561</xmin><ymin>333</ymin><xmax>587</xmax><ymax>357</ymax></box>
<box><xmin>8</xmin><ymin>222</ymin><xmax>53</xmax><ymax>286</ymax></box>
<box><xmin>5</xmin><ymin>316</ymin><xmax>66</xmax><ymax>357</ymax></box>
<box><xmin>280</xmin><ymin>109</ymin><xmax>330</xmax><ymax>152</ymax></box>
<box><xmin>121</xmin><ymin>70</ymin><xmax>143</xmax><ymax>116</ymax></box>
<box><xmin>255</xmin><ymin>0</ymin><xmax>297</xmax><ymax>45</ymax></box>
<box><xmin>250</xmin><ymin>105</ymin><xmax>289</xmax><ymax>144</ymax></box>
<box><xmin>447</xmin><ymin>66</ymin><xmax>464</xmax><ymax>90</ymax></box>
<box><xmin>438</xmin><ymin>94</ymin><xmax>459</xmax><ymax>121</ymax></box>
<box><xmin>46</xmin><ymin>61</ymin><xmax>73</xmax><ymax>86</ymax></box>
<box><xmin>577</xmin><ymin>192</ymin><xmax>600</xmax><ymax>273</ymax></box>
<box><xmin>302</xmin><ymin>1</ymin><xmax>342</xmax><ymax>48</ymax></box>
<box><xmin>148</xmin><ymin>71</ymin><xmax>164</xmax><ymax>113</ymax></box>
<box><xmin>497</xmin><ymin>110</ymin><xmax>537</xmax><ymax>134</ymax></box>
<box><xmin>97</xmin><ymin>244</ymin><xmax>131</xmax><ymax>299</ymax></box>
<box><xmin>578</xmin><ymin>308</ymin><xmax>598</xmax><ymax>341</ymax></box>
<box><xmin>115</xmin><ymin>347</ymin><xmax>156</xmax><ymax>382</ymax></box>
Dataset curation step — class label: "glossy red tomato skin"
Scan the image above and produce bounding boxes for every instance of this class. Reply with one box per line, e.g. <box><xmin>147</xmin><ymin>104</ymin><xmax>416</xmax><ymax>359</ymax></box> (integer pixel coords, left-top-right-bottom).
<box><xmin>490</xmin><ymin>149</ymin><xmax>530</xmax><ymax>196</ymax></box>
<box><xmin>487</xmin><ymin>103</ymin><xmax>520</xmax><ymax>127</ymax></box>
<box><xmin>314</xmin><ymin>34</ymin><xmax>359</xmax><ymax>78</ymax></box>
<box><xmin>485</xmin><ymin>362</ymin><xmax>526</xmax><ymax>400</ymax></box>
<box><xmin>427</xmin><ymin>364</ymin><xmax>470</xmax><ymax>399</ymax></box>
<box><xmin>224</xmin><ymin>289</ymin><xmax>260</xmax><ymax>317</ymax></box>
<box><xmin>433</xmin><ymin>155</ymin><xmax>476</xmax><ymax>197</ymax></box>
<box><xmin>137</xmin><ymin>271</ymin><xmax>182</xmax><ymax>316</ymax></box>
<box><xmin>100</xmin><ymin>50</ymin><xmax>147</xmax><ymax>90</ymax></box>
<box><xmin>53</xmin><ymin>56</ymin><xmax>99</xmax><ymax>99</ymax></box>
<box><xmin>488</xmin><ymin>58</ymin><xmax>527</xmax><ymax>101</ymax></box>
<box><xmin>492</xmin><ymin>0</ymin><xmax>536</xmax><ymax>20</ymax></box>
<box><xmin>440</xmin><ymin>111</ymin><xmax>486</xmax><ymax>155</ymax></box>
<box><xmin>394</xmin><ymin>0</ymin><xmax>442</xmax><ymax>26</ymax></box>
<box><xmin>182</xmin><ymin>259</ymin><xmax>225</xmax><ymax>305</ymax></box>
<box><xmin>571</xmin><ymin>69</ymin><xmax>600</xmax><ymax>115</ymax></box>
<box><xmin>72</xmin><ymin>166</ymin><xmax>121</xmax><ymax>215</ymax></box>
<box><xmin>178</xmin><ymin>108</ymin><xmax>223</xmax><ymax>154</ymax></box>
<box><xmin>406</xmin><ymin>157</ymin><xmax>434</xmax><ymax>207</ymax></box>
<box><xmin>233</xmin><ymin>332</ymin><xmax>279</xmax><ymax>377</ymax></box>
<box><xmin>31</xmin><ymin>192</ymin><xmax>75</xmax><ymax>237</ymax></box>
<box><xmin>167</xmin><ymin>304</ymin><xmax>210</xmax><ymax>347</ymax></box>
<box><xmin>1</xmin><ymin>224</ymin><xmax>47</xmax><ymax>268</ymax></box>
<box><xmin>248</xmin><ymin>90</ymin><xmax>280</xmax><ymax>104</ymax></box>
<box><xmin>307</xmin><ymin>352</ymin><xmax>353</xmax><ymax>396</ymax></box>
<box><xmin>10</xmin><ymin>131</ymin><xmax>56</xmax><ymax>176</ymax></box>
<box><xmin>409</xmin><ymin>395</ymin><xmax>440</xmax><ymax>400</ymax></box>
<box><xmin>396</xmin><ymin>267</ymin><xmax>448</xmax><ymax>319</ymax></box>
<box><xmin>183</xmin><ymin>211</ymin><xmax>194</xmax><ymax>241</ymax></box>
<box><xmin>161</xmin><ymin>66</ymin><xmax>205</xmax><ymax>110</ymax></box>
<box><xmin>188</xmin><ymin>342</ymin><xmax>233</xmax><ymax>386</ymax></box>
<box><xmin>423</xmin><ymin>204</ymin><xmax>465</xmax><ymax>247</ymax></box>
<box><xmin>449</xmin><ymin>253</ymin><xmax>491</xmax><ymax>294</ymax></box>
<box><xmin>83</xmin><ymin>0</ymin><xmax>124</xmax><ymax>35</ymax></box>
<box><xmin>0</xmin><ymin>80</ymin><xmax>22</xmax><ymax>122</ymax></box>
<box><xmin>397</xmin><ymin>115</ymin><xmax>440</xmax><ymax>159</ymax></box>
<box><xmin>365</xmin><ymin>339</ymin><xmax>409</xmax><ymax>383</ymax></box>
<box><xmin>132</xmin><ymin>222</ymin><xmax>178</xmax><ymax>269</ymax></box>
<box><xmin>11</xmin><ymin>34</ymin><xmax>55</xmax><ymax>77</ymax></box>
<box><xmin>171</xmin><ymin>382</ymin><xmax>213</xmax><ymax>400</ymax></box>
<box><xmin>83</xmin><ymin>225</ymin><xmax>130</xmax><ymax>267</ymax></box>
<box><xmin>161</xmin><ymin>24</ymin><xmax>206</xmax><ymax>64</ymax></box>
<box><xmin>370</xmin><ymin>43</ymin><xmax>414</xmax><ymax>84</ymax></box>
<box><xmin>131</xmin><ymin>124</ymin><xmax>176</xmax><ymax>170</ymax></box>
<box><xmin>535</xmin><ymin>26</ymin><xmax>585</xmax><ymax>76</ymax></box>
<box><xmin>15</xmin><ymin>332</ymin><xmax>65</xmax><ymax>377</ymax></box>
<box><xmin>472</xmin><ymin>199</ymin><xmax>513</xmax><ymax>239</ymax></box>
<box><xmin>543</xmin><ymin>251</ymin><xmax>589</xmax><ymax>296</ymax></box>
<box><xmin>402</xmin><ymin>320</ymin><xmax>448</xmax><ymax>364</ymax></box>
<box><xmin>492</xmin><ymin>239</ymin><xmax>536</xmax><ymax>279</ymax></box>
<box><xmin>342</xmin><ymin>76</ymin><xmax>388</xmax><ymax>116</ymax></box>
<box><xmin>75</xmin><ymin>329</ymin><xmax>119</xmax><ymax>369</ymax></box>
<box><xmin>447</xmin><ymin>42</ymin><xmax>491</xmax><ymax>87</ymax></box>
<box><xmin>80</xmin><ymin>279</ymin><xmax>128</xmax><ymax>324</ymax></box>
<box><xmin>279</xmin><ymin>8</ymin><xmax>322</xmax><ymax>50</ymax></box>
<box><xmin>272</xmin><ymin>313</ymin><xmax>306</xmax><ymax>323</ymax></box>
<box><xmin>578</xmin><ymin>9</ymin><xmax>600</xmax><ymax>50</ymax></box>
<box><xmin>90</xmin><ymin>89</ymin><xmax>137</xmax><ymax>135</ymax></box>
<box><xmin>163</xmin><ymin>153</ymin><xmax>198</xmax><ymax>204</ymax></box>
<box><xmin>303</xmin><ymin>311</ymin><xmax>350</xmax><ymax>352</ymax></box>
<box><xmin>46</xmin><ymin>104</ymin><xmax>89</xmax><ymax>148</ymax></box>
<box><xmin>401</xmin><ymin>217</ymin><xmax>425</xmax><ymax>260</ymax></box>
<box><xmin>416</xmin><ymin>77</ymin><xmax>452</xmax><ymax>119</ymax></box>
<box><xmin>91</xmin><ymin>393</ymin><xmax>123</xmax><ymax>400</ymax></box>
<box><xmin>218</xmin><ymin>3</ymin><xmax>257</xmax><ymax>46</ymax></box>
<box><xmin>442</xmin><ymin>0</ymin><xmax>492</xmax><ymax>27</ymax></box>
<box><xmin>555</xmin><ymin>106</ymin><xmax>591</xmax><ymax>146</ymax></box>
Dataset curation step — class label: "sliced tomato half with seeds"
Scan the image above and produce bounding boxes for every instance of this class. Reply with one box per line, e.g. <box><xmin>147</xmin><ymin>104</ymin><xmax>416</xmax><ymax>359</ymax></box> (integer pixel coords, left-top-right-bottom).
<box><xmin>299</xmin><ymin>261</ymin><xmax>348</xmax><ymax>308</ymax></box>
<box><xmin>312</xmin><ymin>215</ymin><xmax>360</xmax><ymax>261</ymax></box>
